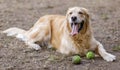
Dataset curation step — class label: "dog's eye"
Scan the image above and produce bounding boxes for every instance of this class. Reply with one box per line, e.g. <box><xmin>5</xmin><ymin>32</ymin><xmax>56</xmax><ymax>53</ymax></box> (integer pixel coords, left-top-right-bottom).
<box><xmin>69</xmin><ymin>12</ymin><xmax>72</xmax><ymax>14</ymax></box>
<box><xmin>78</xmin><ymin>12</ymin><xmax>83</xmax><ymax>14</ymax></box>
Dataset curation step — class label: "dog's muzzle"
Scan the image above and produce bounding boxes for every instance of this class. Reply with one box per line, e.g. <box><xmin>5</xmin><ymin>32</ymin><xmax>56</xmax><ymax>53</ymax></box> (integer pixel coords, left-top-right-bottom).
<box><xmin>70</xmin><ymin>20</ymin><xmax>84</xmax><ymax>36</ymax></box>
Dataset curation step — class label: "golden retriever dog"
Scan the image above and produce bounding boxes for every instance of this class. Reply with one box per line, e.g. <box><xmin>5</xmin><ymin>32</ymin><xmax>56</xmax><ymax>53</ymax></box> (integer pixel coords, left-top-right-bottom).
<box><xmin>2</xmin><ymin>7</ymin><xmax>116</xmax><ymax>62</ymax></box>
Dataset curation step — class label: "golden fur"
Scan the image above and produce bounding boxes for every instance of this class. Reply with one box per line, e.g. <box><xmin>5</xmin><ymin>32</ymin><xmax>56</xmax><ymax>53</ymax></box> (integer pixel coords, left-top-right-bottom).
<box><xmin>2</xmin><ymin>7</ymin><xmax>116</xmax><ymax>62</ymax></box>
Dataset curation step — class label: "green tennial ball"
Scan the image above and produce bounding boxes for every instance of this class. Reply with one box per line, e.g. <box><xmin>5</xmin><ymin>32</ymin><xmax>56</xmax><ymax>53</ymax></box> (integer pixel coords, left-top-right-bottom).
<box><xmin>86</xmin><ymin>51</ymin><xmax>95</xmax><ymax>59</ymax></box>
<box><xmin>72</xmin><ymin>55</ymin><xmax>81</xmax><ymax>64</ymax></box>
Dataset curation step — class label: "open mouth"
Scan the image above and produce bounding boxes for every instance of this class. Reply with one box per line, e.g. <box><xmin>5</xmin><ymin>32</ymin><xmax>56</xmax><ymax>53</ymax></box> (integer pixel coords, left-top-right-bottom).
<box><xmin>70</xmin><ymin>20</ymin><xmax>84</xmax><ymax>36</ymax></box>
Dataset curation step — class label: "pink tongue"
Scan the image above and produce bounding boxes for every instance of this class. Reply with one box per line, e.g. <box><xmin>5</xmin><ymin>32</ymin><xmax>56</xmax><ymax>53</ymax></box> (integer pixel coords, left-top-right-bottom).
<box><xmin>70</xmin><ymin>24</ymin><xmax>78</xmax><ymax>36</ymax></box>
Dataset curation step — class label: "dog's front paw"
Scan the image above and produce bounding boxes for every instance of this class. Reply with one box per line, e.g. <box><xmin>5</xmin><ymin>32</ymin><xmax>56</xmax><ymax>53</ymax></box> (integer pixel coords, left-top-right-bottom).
<box><xmin>103</xmin><ymin>53</ymin><xmax>116</xmax><ymax>62</ymax></box>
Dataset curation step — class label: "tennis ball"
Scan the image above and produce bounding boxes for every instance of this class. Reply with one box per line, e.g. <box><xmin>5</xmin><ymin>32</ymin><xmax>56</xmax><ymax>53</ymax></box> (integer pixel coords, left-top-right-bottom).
<box><xmin>72</xmin><ymin>55</ymin><xmax>81</xmax><ymax>64</ymax></box>
<box><xmin>86</xmin><ymin>51</ymin><xmax>95</xmax><ymax>59</ymax></box>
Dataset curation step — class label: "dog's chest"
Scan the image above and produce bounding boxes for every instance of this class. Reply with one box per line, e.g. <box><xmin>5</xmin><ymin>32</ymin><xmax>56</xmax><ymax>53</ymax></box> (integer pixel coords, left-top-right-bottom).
<box><xmin>71</xmin><ymin>35</ymin><xmax>91</xmax><ymax>54</ymax></box>
<box><xmin>59</xmin><ymin>34</ymin><xmax>90</xmax><ymax>55</ymax></box>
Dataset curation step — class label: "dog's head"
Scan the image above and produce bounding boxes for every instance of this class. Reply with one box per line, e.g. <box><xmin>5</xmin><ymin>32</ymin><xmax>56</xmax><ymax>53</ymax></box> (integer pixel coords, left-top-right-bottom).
<box><xmin>66</xmin><ymin>7</ymin><xmax>89</xmax><ymax>36</ymax></box>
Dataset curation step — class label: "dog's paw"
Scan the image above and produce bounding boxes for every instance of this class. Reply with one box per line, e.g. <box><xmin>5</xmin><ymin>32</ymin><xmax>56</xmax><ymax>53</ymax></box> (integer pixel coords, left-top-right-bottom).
<box><xmin>28</xmin><ymin>44</ymin><xmax>41</xmax><ymax>50</ymax></box>
<box><xmin>103</xmin><ymin>53</ymin><xmax>116</xmax><ymax>62</ymax></box>
<box><xmin>33</xmin><ymin>44</ymin><xmax>41</xmax><ymax>50</ymax></box>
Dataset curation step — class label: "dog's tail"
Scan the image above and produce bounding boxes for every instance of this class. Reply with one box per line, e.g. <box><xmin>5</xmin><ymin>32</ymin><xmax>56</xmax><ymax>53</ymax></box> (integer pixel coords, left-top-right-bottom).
<box><xmin>2</xmin><ymin>27</ymin><xmax>27</xmax><ymax>41</ymax></box>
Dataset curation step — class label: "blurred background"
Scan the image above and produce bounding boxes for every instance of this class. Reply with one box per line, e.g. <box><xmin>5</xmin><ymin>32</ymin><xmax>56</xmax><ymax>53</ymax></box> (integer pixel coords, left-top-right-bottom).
<box><xmin>0</xmin><ymin>0</ymin><xmax>119</xmax><ymax>70</ymax></box>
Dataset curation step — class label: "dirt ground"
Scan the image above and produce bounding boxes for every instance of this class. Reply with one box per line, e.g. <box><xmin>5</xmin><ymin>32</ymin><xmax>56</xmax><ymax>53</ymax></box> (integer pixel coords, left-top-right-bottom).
<box><xmin>0</xmin><ymin>0</ymin><xmax>120</xmax><ymax>70</ymax></box>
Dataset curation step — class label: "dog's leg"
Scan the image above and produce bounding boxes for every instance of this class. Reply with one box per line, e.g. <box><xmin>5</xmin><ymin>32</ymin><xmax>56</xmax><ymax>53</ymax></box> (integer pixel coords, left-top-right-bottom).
<box><xmin>96</xmin><ymin>41</ymin><xmax>116</xmax><ymax>62</ymax></box>
<box><xmin>24</xmin><ymin>22</ymin><xmax>51</xmax><ymax>50</ymax></box>
<box><xmin>90</xmin><ymin>38</ymin><xmax>116</xmax><ymax>62</ymax></box>
<box><xmin>25</xmin><ymin>41</ymin><xmax>41</xmax><ymax>50</ymax></box>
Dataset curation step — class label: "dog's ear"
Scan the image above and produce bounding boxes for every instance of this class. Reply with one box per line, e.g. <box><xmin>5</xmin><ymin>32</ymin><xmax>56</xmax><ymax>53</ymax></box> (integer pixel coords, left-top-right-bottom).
<box><xmin>65</xmin><ymin>8</ymin><xmax>70</xmax><ymax>22</ymax></box>
<box><xmin>80</xmin><ymin>8</ymin><xmax>90</xmax><ymax>34</ymax></box>
<box><xmin>65</xmin><ymin>12</ymin><xmax>68</xmax><ymax>21</ymax></box>
<box><xmin>81</xmin><ymin>8</ymin><xmax>90</xmax><ymax>19</ymax></box>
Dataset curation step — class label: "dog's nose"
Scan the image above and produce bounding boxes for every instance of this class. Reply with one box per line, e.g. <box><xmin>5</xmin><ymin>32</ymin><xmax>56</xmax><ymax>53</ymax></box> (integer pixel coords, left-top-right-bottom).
<box><xmin>71</xmin><ymin>16</ymin><xmax>77</xmax><ymax>21</ymax></box>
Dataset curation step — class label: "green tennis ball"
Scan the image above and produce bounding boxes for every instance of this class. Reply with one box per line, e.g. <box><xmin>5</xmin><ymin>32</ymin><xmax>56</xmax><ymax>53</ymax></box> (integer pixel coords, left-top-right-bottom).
<box><xmin>72</xmin><ymin>55</ymin><xmax>81</xmax><ymax>64</ymax></box>
<box><xmin>86</xmin><ymin>51</ymin><xmax>95</xmax><ymax>59</ymax></box>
